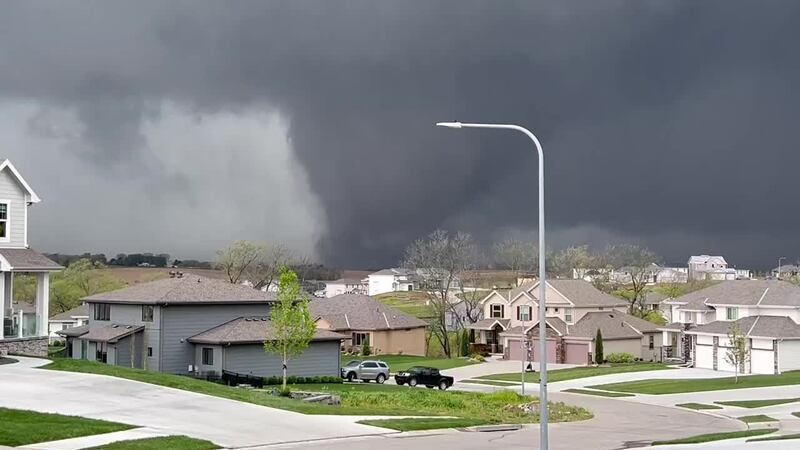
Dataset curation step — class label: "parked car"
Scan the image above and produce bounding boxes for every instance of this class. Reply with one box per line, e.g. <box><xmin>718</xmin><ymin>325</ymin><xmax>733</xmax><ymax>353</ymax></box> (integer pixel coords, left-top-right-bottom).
<box><xmin>394</xmin><ymin>366</ymin><xmax>454</xmax><ymax>390</ymax></box>
<box><xmin>341</xmin><ymin>360</ymin><xmax>390</xmax><ymax>383</ymax></box>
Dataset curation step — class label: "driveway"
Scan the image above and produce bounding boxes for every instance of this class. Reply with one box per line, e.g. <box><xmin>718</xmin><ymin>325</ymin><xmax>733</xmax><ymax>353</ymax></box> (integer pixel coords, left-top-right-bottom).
<box><xmin>0</xmin><ymin>357</ymin><xmax>390</xmax><ymax>448</ymax></box>
<box><xmin>443</xmin><ymin>358</ymin><xmax>576</xmax><ymax>382</ymax></box>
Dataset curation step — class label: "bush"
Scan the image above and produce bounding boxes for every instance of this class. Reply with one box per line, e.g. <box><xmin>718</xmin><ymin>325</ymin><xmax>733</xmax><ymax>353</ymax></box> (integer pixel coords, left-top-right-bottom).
<box><xmin>594</xmin><ymin>329</ymin><xmax>604</xmax><ymax>365</ymax></box>
<box><xmin>459</xmin><ymin>329</ymin><xmax>470</xmax><ymax>357</ymax></box>
<box><xmin>606</xmin><ymin>352</ymin><xmax>635</xmax><ymax>364</ymax></box>
<box><xmin>263</xmin><ymin>375</ymin><xmax>343</xmax><ymax>385</ymax></box>
<box><xmin>469</xmin><ymin>353</ymin><xmax>486</xmax><ymax>362</ymax></box>
<box><xmin>361</xmin><ymin>340</ymin><xmax>371</xmax><ymax>356</ymax></box>
<box><xmin>278</xmin><ymin>387</ymin><xmax>292</xmax><ymax>397</ymax></box>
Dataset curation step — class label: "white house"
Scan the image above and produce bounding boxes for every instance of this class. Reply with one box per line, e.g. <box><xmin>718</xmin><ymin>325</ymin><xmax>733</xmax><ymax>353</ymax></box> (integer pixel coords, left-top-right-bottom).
<box><xmin>688</xmin><ymin>255</ymin><xmax>737</xmax><ymax>281</ymax></box>
<box><xmin>661</xmin><ymin>280</ymin><xmax>800</xmax><ymax>374</ymax></box>
<box><xmin>366</xmin><ymin>268</ymin><xmax>418</xmax><ymax>296</ymax></box>
<box><xmin>48</xmin><ymin>304</ymin><xmax>90</xmax><ymax>343</ymax></box>
<box><xmin>0</xmin><ymin>159</ymin><xmax>63</xmax><ymax>357</ymax></box>
<box><xmin>324</xmin><ymin>278</ymin><xmax>367</xmax><ymax>297</ymax></box>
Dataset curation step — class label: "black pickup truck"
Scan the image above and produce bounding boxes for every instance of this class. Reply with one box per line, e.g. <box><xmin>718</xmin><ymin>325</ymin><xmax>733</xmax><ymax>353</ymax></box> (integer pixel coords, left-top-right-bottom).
<box><xmin>394</xmin><ymin>366</ymin><xmax>454</xmax><ymax>390</ymax></box>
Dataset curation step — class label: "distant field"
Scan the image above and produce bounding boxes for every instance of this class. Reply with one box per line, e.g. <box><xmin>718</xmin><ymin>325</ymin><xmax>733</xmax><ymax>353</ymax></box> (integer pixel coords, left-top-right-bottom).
<box><xmin>374</xmin><ymin>291</ymin><xmax>434</xmax><ymax>319</ymax></box>
<box><xmin>99</xmin><ymin>267</ymin><xmax>226</xmax><ymax>285</ymax></box>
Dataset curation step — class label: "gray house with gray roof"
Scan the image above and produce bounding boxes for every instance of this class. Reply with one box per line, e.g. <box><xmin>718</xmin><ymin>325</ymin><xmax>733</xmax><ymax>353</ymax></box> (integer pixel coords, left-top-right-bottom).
<box><xmin>62</xmin><ymin>273</ymin><xmax>344</xmax><ymax>378</ymax></box>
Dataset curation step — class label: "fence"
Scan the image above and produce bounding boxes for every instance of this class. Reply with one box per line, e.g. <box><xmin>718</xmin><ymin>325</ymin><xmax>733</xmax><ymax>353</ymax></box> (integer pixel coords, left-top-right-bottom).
<box><xmin>222</xmin><ymin>370</ymin><xmax>263</xmax><ymax>388</ymax></box>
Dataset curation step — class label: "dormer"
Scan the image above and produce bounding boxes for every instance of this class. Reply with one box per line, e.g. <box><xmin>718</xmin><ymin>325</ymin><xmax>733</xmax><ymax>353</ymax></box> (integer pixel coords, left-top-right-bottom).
<box><xmin>0</xmin><ymin>159</ymin><xmax>41</xmax><ymax>249</ymax></box>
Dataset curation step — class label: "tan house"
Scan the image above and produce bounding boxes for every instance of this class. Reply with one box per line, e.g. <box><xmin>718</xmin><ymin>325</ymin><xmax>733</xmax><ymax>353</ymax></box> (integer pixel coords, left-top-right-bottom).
<box><xmin>310</xmin><ymin>294</ymin><xmax>427</xmax><ymax>356</ymax></box>
<box><xmin>468</xmin><ymin>279</ymin><xmax>662</xmax><ymax>364</ymax></box>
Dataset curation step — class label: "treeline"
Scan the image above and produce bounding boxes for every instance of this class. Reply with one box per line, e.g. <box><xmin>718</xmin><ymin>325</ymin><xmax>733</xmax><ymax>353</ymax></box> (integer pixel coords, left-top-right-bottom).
<box><xmin>108</xmin><ymin>253</ymin><xmax>170</xmax><ymax>267</ymax></box>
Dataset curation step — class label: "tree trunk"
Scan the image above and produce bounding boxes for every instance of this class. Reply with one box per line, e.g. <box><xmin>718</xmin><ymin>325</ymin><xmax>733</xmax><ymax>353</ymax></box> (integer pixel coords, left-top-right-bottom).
<box><xmin>282</xmin><ymin>355</ymin><xmax>288</xmax><ymax>390</ymax></box>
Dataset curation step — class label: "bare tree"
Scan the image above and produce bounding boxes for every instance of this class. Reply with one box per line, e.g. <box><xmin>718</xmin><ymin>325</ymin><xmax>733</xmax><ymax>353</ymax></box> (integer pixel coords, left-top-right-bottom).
<box><xmin>600</xmin><ymin>244</ymin><xmax>660</xmax><ymax>314</ymax></box>
<box><xmin>403</xmin><ymin>229</ymin><xmax>476</xmax><ymax>358</ymax></box>
<box><xmin>245</xmin><ymin>244</ymin><xmax>294</xmax><ymax>290</ymax></box>
<box><xmin>492</xmin><ymin>238</ymin><xmax>537</xmax><ymax>283</ymax></box>
<box><xmin>215</xmin><ymin>241</ymin><xmax>265</xmax><ymax>284</ymax></box>
<box><xmin>551</xmin><ymin>245</ymin><xmax>596</xmax><ymax>279</ymax></box>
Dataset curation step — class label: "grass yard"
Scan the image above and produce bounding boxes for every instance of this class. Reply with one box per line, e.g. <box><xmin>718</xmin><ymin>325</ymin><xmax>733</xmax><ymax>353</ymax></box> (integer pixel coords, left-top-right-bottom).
<box><xmin>716</xmin><ymin>398</ymin><xmax>800</xmax><ymax>408</ymax></box>
<box><xmin>748</xmin><ymin>433</ymin><xmax>800</xmax><ymax>442</ymax></box>
<box><xmin>372</xmin><ymin>354</ymin><xmax>478</xmax><ymax>372</ymax></box>
<box><xmin>358</xmin><ymin>418</ymin><xmax>489</xmax><ymax>431</ymax></box>
<box><xmin>45</xmin><ymin>360</ymin><xmax>591</xmax><ymax>428</ymax></box>
<box><xmin>652</xmin><ymin>429</ymin><xmax>774</xmax><ymax>445</ymax></box>
<box><xmin>84</xmin><ymin>436</ymin><xmax>219</xmax><ymax>450</ymax></box>
<box><xmin>561</xmin><ymin>388</ymin><xmax>634</xmax><ymax>398</ymax></box>
<box><xmin>676</xmin><ymin>403</ymin><xmax>723</xmax><ymax>410</ymax></box>
<box><xmin>0</xmin><ymin>407</ymin><xmax>134</xmax><ymax>447</ymax></box>
<box><xmin>793</xmin><ymin>412</ymin><xmax>800</xmax><ymax>418</ymax></box>
<box><xmin>478</xmin><ymin>363</ymin><xmax>671</xmax><ymax>384</ymax></box>
<box><xmin>591</xmin><ymin>370</ymin><xmax>800</xmax><ymax>395</ymax></box>
<box><xmin>738</xmin><ymin>414</ymin><xmax>778</xmax><ymax>424</ymax></box>
<box><xmin>461</xmin><ymin>379</ymin><xmax>520</xmax><ymax>387</ymax></box>
<box><xmin>373</xmin><ymin>292</ymin><xmax>434</xmax><ymax>319</ymax></box>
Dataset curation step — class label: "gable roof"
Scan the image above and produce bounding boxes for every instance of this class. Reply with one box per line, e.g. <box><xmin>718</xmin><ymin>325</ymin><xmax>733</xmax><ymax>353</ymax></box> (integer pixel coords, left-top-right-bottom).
<box><xmin>187</xmin><ymin>316</ymin><xmax>346</xmax><ymax>345</ymax></box>
<box><xmin>56</xmin><ymin>324</ymin><xmax>89</xmax><ymax>337</ymax></box>
<box><xmin>369</xmin><ymin>268</ymin><xmax>414</xmax><ymax>277</ymax></box>
<box><xmin>0</xmin><ymin>248</ymin><xmax>63</xmax><ymax>271</ymax></box>
<box><xmin>538</xmin><ymin>279</ymin><xmax>628</xmax><ymax>308</ymax></box>
<box><xmin>83</xmin><ymin>275</ymin><xmax>277</xmax><ymax>305</ymax></box>
<box><xmin>51</xmin><ymin>304</ymin><xmax>90</xmax><ymax>321</ymax></box>
<box><xmin>643</xmin><ymin>291</ymin><xmax>668</xmax><ymax>306</ymax></box>
<box><xmin>689</xmin><ymin>255</ymin><xmax>727</xmax><ymax>265</ymax></box>
<box><xmin>672</xmin><ymin>280</ymin><xmax>800</xmax><ymax>308</ymax></box>
<box><xmin>569</xmin><ymin>311</ymin><xmax>659</xmax><ymax>340</ymax></box>
<box><xmin>0</xmin><ymin>159</ymin><xmax>40</xmax><ymax>203</ymax></box>
<box><xmin>467</xmin><ymin>318</ymin><xmax>510</xmax><ymax>331</ymax></box>
<box><xmin>687</xmin><ymin>316</ymin><xmax>800</xmax><ymax>339</ymax></box>
<box><xmin>310</xmin><ymin>294</ymin><xmax>427</xmax><ymax>331</ymax></box>
<box><xmin>80</xmin><ymin>324</ymin><xmax>144</xmax><ymax>343</ymax></box>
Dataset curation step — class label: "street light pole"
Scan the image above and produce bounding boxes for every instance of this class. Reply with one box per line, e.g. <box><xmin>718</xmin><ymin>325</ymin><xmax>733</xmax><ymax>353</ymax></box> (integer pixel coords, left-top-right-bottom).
<box><xmin>436</xmin><ymin>122</ymin><xmax>548</xmax><ymax>450</ymax></box>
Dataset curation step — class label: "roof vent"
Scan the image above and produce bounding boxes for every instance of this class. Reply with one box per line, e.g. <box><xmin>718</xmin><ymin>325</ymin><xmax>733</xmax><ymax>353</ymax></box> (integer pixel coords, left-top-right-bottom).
<box><xmin>169</xmin><ymin>271</ymin><xmax>177</xmax><ymax>278</ymax></box>
<box><xmin>126</xmin><ymin>325</ymin><xmax>132</xmax><ymax>329</ymax></box>
<box><xmin>112</xmin><ymin>324</ymin><xmax>119</xmax><ymax>328</ymax></box>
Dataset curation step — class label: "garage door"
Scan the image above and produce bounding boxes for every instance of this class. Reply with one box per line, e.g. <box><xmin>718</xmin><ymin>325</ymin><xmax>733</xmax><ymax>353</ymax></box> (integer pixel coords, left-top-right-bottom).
<box><xmin>506</xmin><ymin>339</ymin><xmax>525</xmax><ymax>361</ymax></box>
<box><xmin>564</xmin><ymin>342</ymin><xmax>590</xmax><ymax>365</ymax></box>
<box><xmin>717</xmin><ymin>347</ymin><xmax>736</xmax><ymax>372</ymax></box>
<box><xmin>695</xmin><ymin>345</ymin><xmax>713</xmax><ymax>370</ymax></box>
<box><xmin>531</xmin><ymin>339</ymin><xmax>557</xmax><ymax>363</ymax></box>
<box><xmin>750</xmin><ymin>348</ymin><xmax>775</xmax><ymax>374</ymax></box>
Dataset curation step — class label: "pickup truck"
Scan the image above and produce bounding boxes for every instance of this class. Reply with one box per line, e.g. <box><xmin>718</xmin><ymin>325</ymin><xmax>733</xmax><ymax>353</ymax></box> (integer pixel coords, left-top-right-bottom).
<box><xmin>394</xmin><ymin>366</ymin><xmax>454</xmax><ymax>390</ymax></box>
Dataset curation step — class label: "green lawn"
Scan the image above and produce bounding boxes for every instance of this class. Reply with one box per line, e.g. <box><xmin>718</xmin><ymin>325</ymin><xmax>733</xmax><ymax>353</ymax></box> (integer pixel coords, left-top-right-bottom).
<box><xmin>793</xmin><ymin>412</ymin><xmax>800</xmax><ymax>418</ymax></box>
<box><xmin>652</xmin><ymin>429</ymin><xmax>774</xmax><ymax>445</ymax></box>
<box><xmin>44</xmin><ymin>360</ymin><xmax>591</xmax><ymax>427</ymax></box>
<box><xmin>358</xmin><ymin>418</ymin><xmax>489</xmax><ymax>431</ymax></box>
<box><xmin>716</xmin><ymin>398</ymin><xmax>800</xmax><ymax>408</ymax></box>
<box><xmin>84</xmin><ymin>436</ymin><xmax>219</xmax><ymax>450</ymax></box>
<box><xmin>738</xmin><ymin>414</ymin><xmax>778</xmax><ymax>423</ymax></box>
<box><xmin>748</xmin><ymin>433</ymin><xmax>800</xmax><ymax>442</ymax></box>
<box><xmin>0</xmin><ymin>408</ymin><xmax>134</xmax><ymax>447</ymax></box>
<box><xmin>676</xmin><ymin>403</ymin><xmax>723</xmax><ymax>410</ymax></box>
<box><xmin>461</xmin><ymin>379</ymin><xmax>520</xmax><ymax>387</ymax></box>
<box><xmin>478</xmin><ymin>363</ymin><xmax>671</xmax><ymax>384</ymax></box>
<box><xmin>591</xmin><ymin>370</ymin><xmax>800</xmax><ymax>395</ymax></box>
<box><xmin>561</xmin><ymin>388</ymin><xmax>634</xmax><ymax>398</ymax></box>
<box><xmin>372</xmin><ymin>354</ymin><xmax>478</xmax><ymax>372</ymax></box>
<box><xmin>373</xmin><ymin>292</ymin><xmax>434</xmax><ymax>319</ymax></box>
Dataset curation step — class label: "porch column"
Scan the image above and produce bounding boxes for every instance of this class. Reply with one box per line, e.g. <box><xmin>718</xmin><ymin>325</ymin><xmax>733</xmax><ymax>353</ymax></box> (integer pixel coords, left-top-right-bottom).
<box><xmin>35</xmin><ymin>272</ymin><xmax>50</xmax><ymax>337</ymax></box>
<box><xmin>0</xmin><ymin>273</ymin><xmax>4</xmax><ymax>339</ymax></box>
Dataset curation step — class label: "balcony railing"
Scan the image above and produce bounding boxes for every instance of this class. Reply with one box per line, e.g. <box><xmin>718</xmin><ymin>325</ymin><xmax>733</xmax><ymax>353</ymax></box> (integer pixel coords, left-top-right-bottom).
<box><xmin>2</xmin><ymin>312</ymin><xmax>38</xmax><ymax>338</ymax></box>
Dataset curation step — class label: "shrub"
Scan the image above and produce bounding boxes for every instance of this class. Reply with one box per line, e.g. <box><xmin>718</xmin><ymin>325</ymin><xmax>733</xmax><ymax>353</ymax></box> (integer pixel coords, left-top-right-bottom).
<box><xmin>459</xmin><ymin>329</ymin><xmax>470</xmax><ymax>357</ymax></box>
<box><xmin>361</xmin><ymin>340</ymin><xmax>371</xmax><ymax>356</ymax></box>
<box><xmin>469</xmin><ymin>353</ymin><xmax>486</xmax><ymax>362</ymax></box>
<box><xmin>278</xmin><ymin>387</ymin><xmax>292</xmax><ymax>397</ymax></box>
<box><xmin>606</xmin><ymin>352</ymin><xmax>635</xmax><ymax>364</ymax></box>
<box><xmin>263</xmin><ymin>375</ymin><xmax>343</xmax><ymax>385</ymax></box>
<box><xmin>594</xmin><ymin>329</ymin><xmax>604</xmax><ymax>365</ymax></box>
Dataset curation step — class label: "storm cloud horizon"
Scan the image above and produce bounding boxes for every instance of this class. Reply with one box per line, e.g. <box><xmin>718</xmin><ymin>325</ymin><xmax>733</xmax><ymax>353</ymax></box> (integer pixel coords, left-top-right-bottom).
<box><xmin>1</xmin><ymin>1</ymin><xmax>799</xmax><ymax>270</ymax></box>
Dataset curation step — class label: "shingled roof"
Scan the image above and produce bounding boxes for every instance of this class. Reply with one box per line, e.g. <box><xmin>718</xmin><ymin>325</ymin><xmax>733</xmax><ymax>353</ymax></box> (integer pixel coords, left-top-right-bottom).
<box><xmin>83</xmin><ymin>275</ymin><xmax>276</xmax><ymax>305</ymax></box>
<box><xmin>55</xmin><ymin>324</ymin><xmax>89</xmax><ymax>337</ymax></box>
<box><xmin>671</xmin><ymin>280</ymin><xmax>800</xmax><ymax>308</ymax></box>
<box><xmin>544</xmin><ymin>279</ymin><xmax>628</xmax><ymax>308</ymax></box>
<box><xmin>0</xmin><ymin>248</ymin><xmax>62</xmax><ymax>271</ymax></box>
<box><xmin>188</xmin><ymin>316</ymin><xmax>346</xmax><ymax>345</ymax></box>
<box><xmin>51</xmin><ymin>304</ymin><xmax>90</xmax><ymax>321</ymax></box>
<box><xmin>568</xmin><ymin>311</ymin><xmax>660</xmax><ymax>340</ymax></box>
<box><xmin>310</xmin><ymin>294</ymin><xmax>427</xmax><ymax>331</ymax></box>
<box><xmin>687</xmin><ymin>316</ymin><xmax>800</xmax><ymax>339</ymax></box>
<box><xmin>80</xmin><ymin>324</ymin><xmax>144</xmax><ymax>343</ymax></box>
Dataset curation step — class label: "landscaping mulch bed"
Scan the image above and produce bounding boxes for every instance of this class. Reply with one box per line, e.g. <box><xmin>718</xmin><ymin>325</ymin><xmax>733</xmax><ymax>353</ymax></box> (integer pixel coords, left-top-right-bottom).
<box><xmin>0</xmin><ymin>357</ymin><xmax>18</xmax><ymax>365</ymax></box>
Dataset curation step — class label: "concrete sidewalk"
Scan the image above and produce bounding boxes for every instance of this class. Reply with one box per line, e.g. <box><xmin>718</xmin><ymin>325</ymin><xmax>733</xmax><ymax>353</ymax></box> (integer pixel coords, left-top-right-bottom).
<box><xmin>442</xmin><ymin>358</ymin><xmax>575</xmax><ymax>382</ymax></box>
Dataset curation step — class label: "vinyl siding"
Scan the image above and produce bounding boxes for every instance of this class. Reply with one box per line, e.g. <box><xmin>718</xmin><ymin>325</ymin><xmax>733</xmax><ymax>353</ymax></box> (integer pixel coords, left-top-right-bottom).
<box><xmin>160</xmin><ymin>304</ymin><xmax>270</xmax><ymax>374</ymax></box>
<box><xmin>195</xmin><ymin>344</ymin><xmax>222</xmax><ymax>375</ymax></box>
<box><xmin>88</xmin><ymin>303</ymin><xmax>162</xmax><ymax>371</ymax></box>
<box><xmin>0</xmin><ymin>170</ymin><xmax>27</xmax><ymax>247</ymax></box>
<box><xmin>779</xmin><ymin>340</ymin><xmax>800</xmax><ymax>372</ymax></box>
<box><xmin>222</xmin><ymin>341</ymin><xmax>340</xmax><ymax>377</ymax></box>
<box><xmin>116</xmin><ymin>335</ymin><xmax>132</xmax><ymax>368</ymax></box>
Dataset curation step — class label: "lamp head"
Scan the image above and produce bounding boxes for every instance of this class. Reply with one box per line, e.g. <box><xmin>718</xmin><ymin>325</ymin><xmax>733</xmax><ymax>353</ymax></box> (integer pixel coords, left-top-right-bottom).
<box><xmin>436</xmin><ymin>121</ymin><xmax>462</xmax><ymax>129</ymax></box>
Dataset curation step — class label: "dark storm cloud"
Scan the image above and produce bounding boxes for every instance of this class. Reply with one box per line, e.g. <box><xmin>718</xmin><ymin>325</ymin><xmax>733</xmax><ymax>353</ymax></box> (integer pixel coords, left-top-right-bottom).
<box><xmin>1</xmin><ymin>1</ymin><xmax>799</xmax><ymax>268</ymax></box>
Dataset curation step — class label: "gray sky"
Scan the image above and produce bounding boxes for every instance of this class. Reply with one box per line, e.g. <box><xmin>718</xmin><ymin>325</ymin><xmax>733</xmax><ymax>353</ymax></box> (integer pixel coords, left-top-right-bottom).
<box><xmin>1</xmin><ymin>1</ymin><xmax>799</xmax><ymax>269</ymax></box>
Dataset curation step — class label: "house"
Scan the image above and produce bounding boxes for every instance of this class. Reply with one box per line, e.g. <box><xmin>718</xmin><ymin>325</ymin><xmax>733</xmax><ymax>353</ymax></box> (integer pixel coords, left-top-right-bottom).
<box><xmin>467</xmin><ymin>279</ymin><xmax>662</xmax><ymax>364</ymax></box>
<box><xmin>48</xmin><ymin>304</ymin><xmax>90</xmax><ymax>343</ymax></box>
<box><xmin>688</xmin><ymin>255</ymin><xmax>736</xmax><ymax>281</ymax></box>
<box><xmin>366</xmin><ymin>268</ymin><xmax>418</xmax><ymax>296</ymax></box>
<box><xmin>661</xmin><ymin>280</ymin><xmax>800</xmax><ymax>374</ymax></box>
<box><xmin>324</xmin><ymin>278</ymin><xmax>367</xmax><ymax>297</ymax></box>
<box><xmin>643</xmin><ymin>291</ymin><xmax>668</xmax><ymax>313</ymax></box>
<box><xmin>59</xmin><ymin>273</ymin><xmax>343</xmax><ymax>378</ymax></box>
<box><xmin>0</xmin><ymin>159</ymin><xmax>63</xmax><ymax>357</ymax></box>
<box><xmin>772</xmin><ymin>264</ymin><xmax>800</xmax><ymax>279</ymax></box>
<box><xmin>311</xmin><ymin>294</ymin><xmax>427</xmax><ymax>356</ymax></box>
<box><xmin>575</xmin><ymin>265</ymin><xmax>687</xmax><ymax>285</ymax></box>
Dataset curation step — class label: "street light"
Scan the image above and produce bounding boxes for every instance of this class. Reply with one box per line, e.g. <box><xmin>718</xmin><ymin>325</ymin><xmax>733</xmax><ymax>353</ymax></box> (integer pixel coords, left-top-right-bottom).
<box><xmin>436</xmin><ymin>121</ymin><xmax>548</xmax><ymax>450</ymax></box>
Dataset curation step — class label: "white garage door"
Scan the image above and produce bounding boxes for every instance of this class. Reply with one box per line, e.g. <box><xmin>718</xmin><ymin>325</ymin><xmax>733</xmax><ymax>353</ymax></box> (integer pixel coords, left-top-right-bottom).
<box><xmin>750</xmin><ymin>348</ymin><xmax>775</xmax><ymax>375</ymax></box>
<box><xmin>695</xmin><ymin>345</ymin><xmax>713</xmax><ymax>370</ymax></box>
<box><xmin>779</xmin><ymin>340</ymin><xmax>800</xmax><ymax>372</ymax></box>
<box><xmin>717</xmin><ymin>348</ymin><xmax>737</xmax><ymax>372</ymax></box>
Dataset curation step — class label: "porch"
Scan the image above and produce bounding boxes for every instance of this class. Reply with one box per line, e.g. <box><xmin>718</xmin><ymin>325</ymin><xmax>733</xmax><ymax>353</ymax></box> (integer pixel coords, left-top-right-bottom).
<box><xmin>467</xmin><ymin>319</ymin><xmax>510</xmax><ymax>355</ymax></box>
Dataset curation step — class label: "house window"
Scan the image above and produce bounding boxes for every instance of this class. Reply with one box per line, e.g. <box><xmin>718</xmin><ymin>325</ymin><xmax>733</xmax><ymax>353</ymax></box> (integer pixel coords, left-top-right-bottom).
<box><xmin>649</xmin><ymin>335</ymin><xmax>654</xmax><ymax>350</ymax></box>
<box><xmin>517</xmin><ymin>305</ymin><xmax>531</xmax><ymax>321</ymax></box>
<box><xmin>490</xmin><ymin>304</ymin><xmax>504</xmax><ymax>318</ymax></box>
<box><xmin>94</xmin><ymin>303</ymin><xmax>111</xmax><ymax>321</ymax></box>
<box><xmin>565</xmin><ymin>308</ymin><xmax>573</xmax><ymax>324</ymax></box>
<box><xmin>0</xmin><ymin>203</ymin><xmax>7</xmax><ymax>239</ymax></box>
<box><xmin>142</xmin><ymin>305</ymin><xmax>154</xmax><ymax>322</ymax></box>
<box><xmin>726</xmin><ymin>307</ymin><xmax>738</xmax><ymax>320</ymax></box>
<box><xmin>147</xmin><ymin>347</ymin><xmax>153</xmax><ymax>357</ymax></box>
<box><xmin>352</xmin><ymin>332</ymin><xmax>370</xmax><ymax>346</ymax></box>
<box><xmin>202</xmin><ymin>347</ymin><xmax>214</xmax><ymax>365</ymax></box>
<box><xmin>554</xmin><ymin>307</ymin><xmax>559</xmax><ymax>313</ymax></box>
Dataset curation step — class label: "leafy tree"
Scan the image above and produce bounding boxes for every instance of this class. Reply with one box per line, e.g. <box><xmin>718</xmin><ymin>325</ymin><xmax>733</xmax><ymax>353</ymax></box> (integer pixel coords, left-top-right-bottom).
<box><xmin>263</xmin><ymin>268</ymin><xmax>316</xmax><ymax>391</ymax></box>
<box><xmin>725</xmin><ymin>322</ymin><xmax>750</xmax><ymax>383</ymax></box>
<box><xmin>459</xmin><ymin>329</ymin><xmax>470</xmax><ymax>357</ymax></box>
<box><xmin>594</xmin><ymin>329</ymin><xmax>604</xmax><ymax>364</ymax></box>
<box><xmin>599</xmin><ymin>244</ymin><xmax>660</xmax><ymax>314</ymax></box>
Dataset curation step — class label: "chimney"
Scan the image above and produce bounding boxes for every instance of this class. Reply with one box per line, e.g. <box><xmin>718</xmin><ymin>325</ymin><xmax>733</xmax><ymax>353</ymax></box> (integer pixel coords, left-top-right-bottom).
<box><xmin>169</xmin><ymin>271</ymin><xmax>176</xmax><ymax>278</ymax></box>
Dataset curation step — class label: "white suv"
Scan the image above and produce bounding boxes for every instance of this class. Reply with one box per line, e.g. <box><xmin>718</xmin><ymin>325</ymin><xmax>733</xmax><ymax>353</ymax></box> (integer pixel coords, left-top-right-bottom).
<box><xmin>341</xmin><ymin>360</ymin><xmax>390</xmax><ymax>383</ymax></box>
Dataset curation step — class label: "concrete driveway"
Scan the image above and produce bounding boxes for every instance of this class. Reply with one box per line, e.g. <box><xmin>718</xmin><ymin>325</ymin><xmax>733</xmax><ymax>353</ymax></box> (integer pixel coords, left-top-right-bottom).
<box><xmin>0</xmin><ymin>357</ymin><xmax>390</xmax><ymax>448</ymax></box>
<box><xmin>443</xmin><ymin>358</ymin><xmax>576</xmax><ymax>382</ymax></box>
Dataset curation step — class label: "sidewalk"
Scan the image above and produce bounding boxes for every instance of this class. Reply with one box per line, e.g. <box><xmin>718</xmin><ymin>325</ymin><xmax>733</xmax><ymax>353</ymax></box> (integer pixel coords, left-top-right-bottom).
<box><xmin>21</xmin><ymin>428</ymin><xmax>169</xmax><ymax>450</ymax></box>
